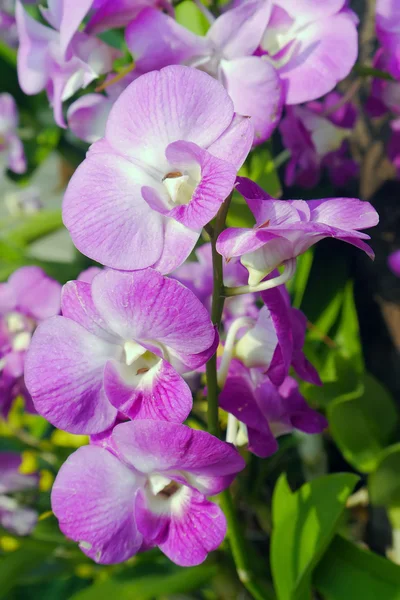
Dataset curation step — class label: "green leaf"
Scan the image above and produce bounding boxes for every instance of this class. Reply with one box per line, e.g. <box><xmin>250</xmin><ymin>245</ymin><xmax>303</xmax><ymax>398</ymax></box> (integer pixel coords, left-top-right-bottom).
<box><xmin>288</xmin><ymin>249</ymin><xmax>314</xmax><ymax>309</ymax></box>
<box><xmin>271</xmin><ymin>473</ymin><xmax>358</xmax><ymax>600</ymax></box>
<box><xmin>0</xmin><ymin>541</ymin><xmax>57</xmax><ymax>599</ymax></box>
<box><xmin>2</xmin><ymin>210</ymin><xmax>63</xmax><ymax>246</ymax></box>
<box><xmin>238</xmin><ymin>145</ymin><xmax>281</xmax><ymax>197</ymax></box>
<box><xmin>354</xmin><ymin>63</ymin><xmax>394</xmax><ymax>81</ymax></box>
<box><xmin>329</xmin><ymin>374</ymin><xmax>398</xmax><ymax>473</ymax></box>
<box><xmin>314</xmin><ymin>535</ymin><xmax>400</xmax><ymax>599</ymax></box>
<box><xmin>369</xmin><ymin>443</ymin><xmax>400</xmax><ymax>508</ymax></box>
<box><xmin>175</xmin><ymin>1</ymin><xmax>210</xmax><ymax>35</ymax></box>
<box><xmin>70</xmin><ymin>563</ymin><xmax>217</xmax><ymax>600</ymax></box>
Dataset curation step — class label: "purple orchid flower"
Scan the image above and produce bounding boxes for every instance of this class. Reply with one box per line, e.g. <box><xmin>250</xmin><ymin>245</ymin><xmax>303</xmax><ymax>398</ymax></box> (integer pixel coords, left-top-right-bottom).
<box><xmin>388</xmin><ymin>118</ymin><xmax>400</xmax><ymax>175</ymax></box>
<box><xmin>279</xmin><ymin>92</ymin><xmax>359</xmax><ymax>189</ymax></box>
<box><xmin>86</xmin><ymin>0</ymin><xmax>173</xmax><ymax>35</ymax></box>
<box><xmin>0</xmin><ymin>266</ymin><xmax>61</xmax><ymax>417</ymax></box>
<box><xmin>219</xmin><ymin>283</ymin><xmax>320</xmax><ymax>389</ymax></box>
<box><xmin>0</xmin><ymin>94</ymin><xmax>26</xmax><ymax>177</ymax></box>
<box><xmin>63</xmin><ymin>65</ymin><xmax>253</xmax><ymax>273</ymax></box>
<box><xmin>388</xmin><ymin>249</ymin><xmax>400</xmax><ymax>276</ymax></box>
<box><xmin>254</xmin><ymin>0</ymin><xmax>359</xmax><ymax>105</ymax></box>
<box><xmin>52</xmin><ymin>420</ymin><xmax>245</xmax><ymax>565</ymax></box>
<box><xmin>125</xmin><ymin>1</ymin><xmax>283</xmax><ymax>144</ymax></box>
<box><xmin>25</xmin><ymin>268</ymin><xmax>218</xmax><ymax>435</ymax></box>
<box><xmin>172</xmin><ymin>243</ymin><xmax>258</xmax><ymax>328</ymax></box>
<box><xmin>376</xmin><ymin>0</ymin><xmax>400</xmax><ymax>80</ymax></box>
<box><xmin>0</xmin><ymin>452</ymin><xmax>39</xmax><ymax>535</ymax></box>
<box><xmin>216</xmin><ymin>177</ymin><xmax>379</xmax><ymax>286</ymax></box>
<box><xmin>366</xmin><ymin>50</ymin><xmax>400</xmax><ymax>118</ymax></box>
<box><xmin>16</xmin><ymin>0</ymin><xmax>117</xmax><ymax>128</ymax></box>
<box><xmin>219</xmin><ymin>362</ymin><xmax>326</xmax><ymax>458</ymax></box>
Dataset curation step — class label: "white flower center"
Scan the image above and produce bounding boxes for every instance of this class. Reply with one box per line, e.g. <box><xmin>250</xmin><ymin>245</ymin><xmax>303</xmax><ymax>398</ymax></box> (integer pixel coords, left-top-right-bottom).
<box><xmin>163</xmin><ymin>168</ymin><xmax>200</xmax><ymax>207</ymax></box>
<box><xmin>122</xmin><ymin>341</ymin><xmax>159</xmax><ymax>375</ymax></box>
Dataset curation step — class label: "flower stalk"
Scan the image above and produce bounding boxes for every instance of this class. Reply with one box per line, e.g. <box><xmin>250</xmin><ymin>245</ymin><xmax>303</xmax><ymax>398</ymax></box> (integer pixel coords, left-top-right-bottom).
<box><xmin>206</xmin><ymin>194</ymin><xmax>276</xmax><ymax>600</ymax></box>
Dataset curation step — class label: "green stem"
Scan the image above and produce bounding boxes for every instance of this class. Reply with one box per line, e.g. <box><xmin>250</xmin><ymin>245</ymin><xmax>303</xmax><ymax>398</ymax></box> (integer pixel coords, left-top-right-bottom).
<box><xmin>205</xmin><ymin>194</ymin><xmax>276</xmax><ymax>600</ymax></box>
<box><xmin>219</xmin><ymin>490</ymin><xmax>275</xmax><ymax>600</ymax></box>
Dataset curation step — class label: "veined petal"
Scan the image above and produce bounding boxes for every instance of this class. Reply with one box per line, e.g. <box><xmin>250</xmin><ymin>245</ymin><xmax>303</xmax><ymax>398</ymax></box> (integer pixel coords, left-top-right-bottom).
<box><xmin>207</xmin><ymin>0</ymin><xmax>271</xmax><ymax>59</ymax></box>
<box><xmin>91</xmin><ymin>269</ymin><xmax>216</xmax><ymax>357</ymax></box>
<box><xmin>63</xmin><ymin>153</ymin><xmax>164</xmax><ymax>271</ymax></box>
<box><xmin>112</xmin><ymin>420</ymin><xmax>245</xmax><ymax>495</ymax></box>
<box><xmin>16</xmin><ymin>1</ymin><xmax>55</xmax><ymax>95</ymax></box>
<box><xmin>61</xmin><ymin>280</ymin><xmax>118</xmax><ymax>343</ymax></box>
<box><xmin>126</xmin><ymin>7</ymin><xmax>209</xmax><ymax>73</ymax></box>
<box><xmin>307</xmin><ymin>197</ymin><xmax>379</xmax><ymax>231</ymax></box>
<box><xmin>280</xmin><ymin>12</ymin><xmax>358</xmax><ymax>104</ymax></box>
<box><xmin>52</xmin><ymin>445</ymin><xmax>143</xmax><ymax>564</ymax></box>
<box><xmin>103</xmin><ymin>358</ymin><xmax>192</xmax><ymax>422</ymax></box>
<box><xmin>158</xmin><ymin>490</ymin><xmax>226</xmax><ymax>567</ymax></box>
<box><xmin>25</xmin><ymin>317</ymin><xmax>119</xmax><ymax>434</ymax></box>
<box><xmin>216</xmin><ymin>227</ymin><xmax>281</xmax><ymax>261</ymax></box>
<box><xmin>220</xmin><ymin>56</ymin><xmax>283</xmax><ymax>143</ymax></box>
<box><xmin>152</xmin><ymin>218</ymin><xmax>200</xmax><ymax>275</ymax></box>
<box><xmin>208</xmin><ymin>114</ymin><xmax>253</xmax><ymax>171</ymax></box>
<box><xmin>67</xmin><ymin>94</ymin><xmax>113</xmax><ymax>143</ymax></box>
<box><xmin>105</xmin><ymin>66</ymin><xmax>235</xmax><ymax>170</ymax></box>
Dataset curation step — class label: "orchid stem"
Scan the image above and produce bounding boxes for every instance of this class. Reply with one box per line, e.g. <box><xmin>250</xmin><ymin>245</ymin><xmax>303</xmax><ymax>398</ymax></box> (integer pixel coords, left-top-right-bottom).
<box><xmin>224</xmin><ymin>258</ymin><xmax>297</xmax><ymax>297</ymax></box>
<box><xmin>205</xmin><ymin>193</ymin><xmax>275</xmax><ymax>600</ymax></box>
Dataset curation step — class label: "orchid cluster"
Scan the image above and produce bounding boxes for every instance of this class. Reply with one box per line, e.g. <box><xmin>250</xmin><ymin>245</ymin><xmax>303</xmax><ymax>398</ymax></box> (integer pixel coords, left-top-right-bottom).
<box><xmin>11</xmin><ymin>61</ymin><xmax>377</xmax><ymax>566</ymax></box>
<box><xmin>0</xmin><ymin>0</ymin><xmax>386</xmax><ymax>587</ymax></box>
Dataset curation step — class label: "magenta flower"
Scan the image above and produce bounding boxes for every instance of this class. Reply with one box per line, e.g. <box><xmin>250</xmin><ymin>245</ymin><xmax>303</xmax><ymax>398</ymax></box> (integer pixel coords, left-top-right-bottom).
<box><xmin>125</xmin><ymin>2</ymin><xmax>283</xmax><ymax>143</ymax></box>
<box><xmin>388</xmin><ymin>118</ymin><xmax>400</xmax><ymax>175</ymax></box>
<box><xmin>52</xmin><ymin>420</ymin><xmax>245</xmax><ymax>565</ymax></box>
<box><xmin>0</xmin><ymin>266</ymin><xmax>61</xmax><ymax>417</ymax></box>
<box><xmin>0</xmin><ymin>93</ymin><xmax>26</xmax><ymax>176</ymax></box>
<box><xmin>63</xmin><ymin>65</ymin><xmax>253</xmax><ymax>273</ymax></box>
<box><xmin>216</xmin><ymin>177</ymin><xmax>379</xmax><ymax>286</ymax></box>
<box><xmin>388</xmin><ymin>249</ymin><xmax>400</xmax><ymax>276</ymax></box>
<box><xmin>257</xmin><ymin>0</ymin><xmax>359</xmax><ymax>104</ymax></box>
<box><xmin>172</xmin><ymin>243</ymin><xmax>258</xmax><ymax>328</ymax></box>
<box><xmin>86</xmin><ymin>0</ymin><xmax>173</xmax><ymax>35</ymax></box>
<box><xmin>366</xmin><ymin>50</ymin><xmax>400</xmax><ymax>118</ymax></box>
<box><xmin>25</xmin><ymin>268</ymin><xmax>218</xmax><ymax>435</ymax></box>
<box><xmin>279</xmin><ymin>92</ymin><xmax>359</xmax><ymax>189</ymax></box>
<box><xmin>220</xmin><ymin>364</ymin><xmax>326</xmax><ymax>458</ymax></box>
<box><xmin>0</xmin><ymin>452</ymin><xmax>39</xmax><ymax>535</ymax></box>
<box><xmin>218</xmin><ymin>283</ymin><xmax>320</xmax><ymax>391</ymax></box>
<box><xmin>376</xmin><ymin>0</ymin><xmax>400</xmax><ymax>80</ymax></box>
<box><xmin>16</xmin><ymin>0</ymin><xmax>117</xmax><ymax>127</ymax></box>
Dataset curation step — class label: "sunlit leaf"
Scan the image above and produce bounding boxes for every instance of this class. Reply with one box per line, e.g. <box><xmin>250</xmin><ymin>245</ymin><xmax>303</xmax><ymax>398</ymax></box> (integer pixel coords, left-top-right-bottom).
<box><xmin>271</xmin><ymin>473</ymin><xmax>358</xmax><ymax>600</ymax></box>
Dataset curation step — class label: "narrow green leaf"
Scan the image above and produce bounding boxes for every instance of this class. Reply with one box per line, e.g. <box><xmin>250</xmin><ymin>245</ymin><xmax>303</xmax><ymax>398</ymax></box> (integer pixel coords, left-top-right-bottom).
<box><xmin>2</xmin><ymin>210</ymin><xmax>63</xmax><ymax>246</ymax></box>
<box><xmin>314</xmin><ymin>535</ymin><xmax>400</xmax><ymax>599</ymax></box>
<box><xmin>354</xmin><ymin>63</ymin><xmax>394</xmax><ymax>81</ymax></box>
<box><xmin>70</xmin><ymin>563</ymin><xmax>217</xmax><ymax>600</ymax></box>
<box><xmin>289</xmin><ymin>249</ymin><xmax>314</xmax><ymax>309</ymax></box>
<box><xmin>329</xmin><ymin>374</ymin><xmax>398</xmax><ymax>473</ymax></box>
<box><xmin>271</xmin><ymin>473</ymin><xmax>359</xmax><ymax>600</ymax></box>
